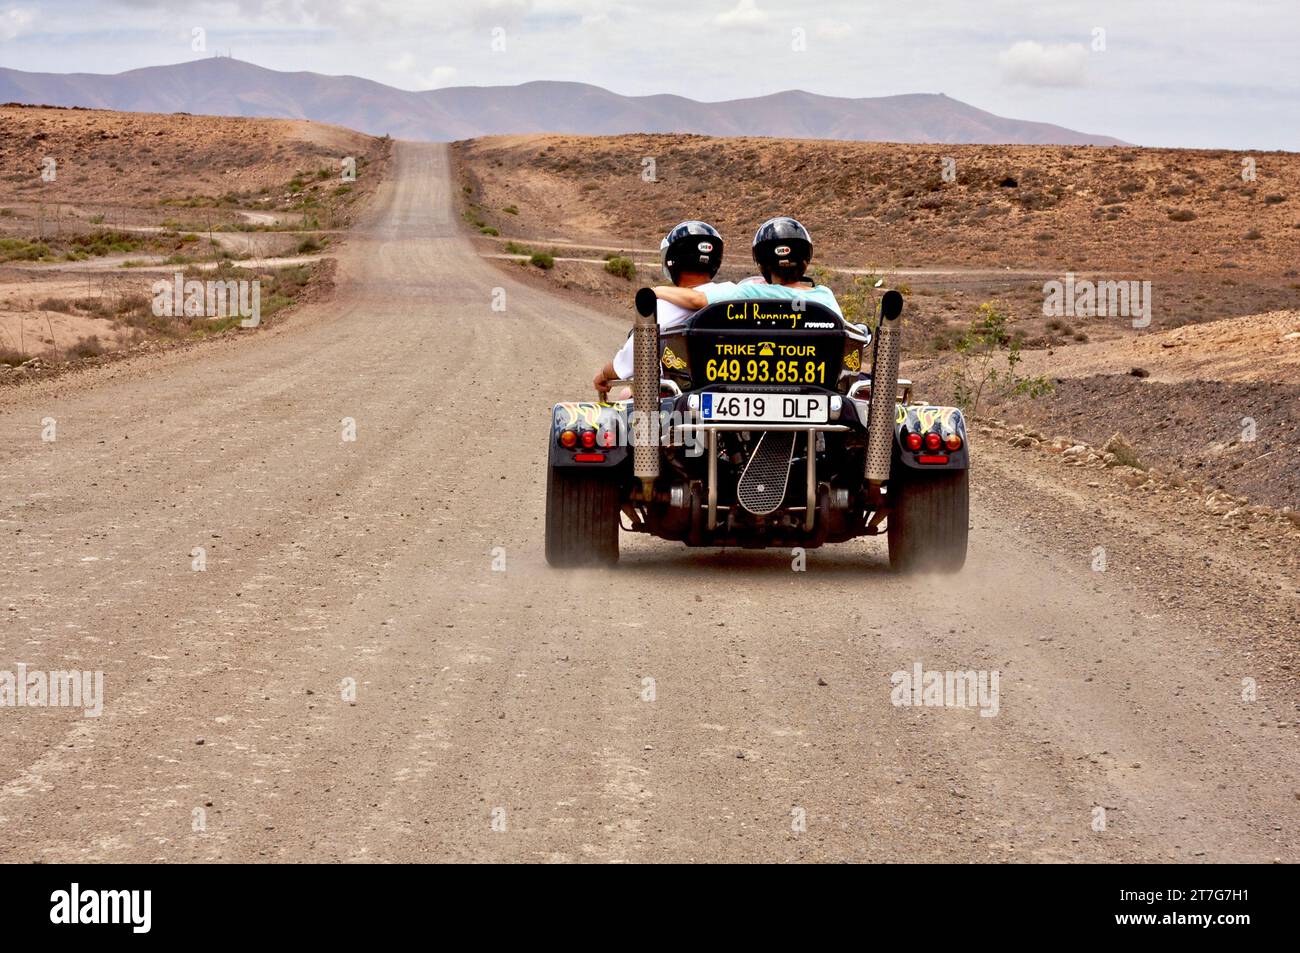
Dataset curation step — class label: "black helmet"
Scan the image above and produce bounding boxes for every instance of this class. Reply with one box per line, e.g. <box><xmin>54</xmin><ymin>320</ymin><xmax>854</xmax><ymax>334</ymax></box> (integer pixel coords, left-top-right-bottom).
<box><xmin>752</xmin><ymin>216</ymin><xmax>812</xmax><ymax>278</ymax></box>
<box><xmin>660</xmin><ymin>220</ymin><xmax>723</xmax><ymax>283</ymax></box>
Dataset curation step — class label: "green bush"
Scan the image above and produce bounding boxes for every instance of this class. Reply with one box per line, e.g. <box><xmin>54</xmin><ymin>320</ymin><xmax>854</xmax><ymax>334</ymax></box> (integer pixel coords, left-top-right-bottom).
<box><xmin>604</xmin><ymin>256</ymin><xmax>636</xmax><ymax>280</ymax></box>
<box><xmin>0</xmin><ymin>238</ymin><xmax>51</xmax><ymax>261</ymax></box>
<box><xmin>65</xmin><ymin>230</ymin><xmax>141</xmax><ymax>257</ymax></box>
<box><xmin>945</xmin><ymin>301</ymin><xmax>1053</xmax><ymax>417</ymax></box>
<box><xmin>529</xmin><ymin>251</ymin><xmax>555</xmax><ymax>269</ymax></box>
<box><xmin>69</xmin><ymin>335</ymin><xmax>106</xmax><ymax>360</ymax></box>
<box><xmin>1103</xmin><ymin>433</ymin><xmax>1145</xmax><ymax>470</ymax></box>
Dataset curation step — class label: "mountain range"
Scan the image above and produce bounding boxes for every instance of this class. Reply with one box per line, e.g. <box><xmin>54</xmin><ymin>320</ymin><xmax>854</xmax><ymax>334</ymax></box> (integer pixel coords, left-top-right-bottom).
<box><xmin>0</xmin><ymin>57</ymin><xmax>1126</xmax><ymax>146</ymax></box>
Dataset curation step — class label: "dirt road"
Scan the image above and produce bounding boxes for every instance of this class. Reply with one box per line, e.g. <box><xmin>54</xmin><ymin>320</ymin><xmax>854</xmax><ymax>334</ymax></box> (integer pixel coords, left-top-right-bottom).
<box><xmin>1</xmin><ymin>143</ymin><xmax>1295</xmax><ymax>863</ymax></box>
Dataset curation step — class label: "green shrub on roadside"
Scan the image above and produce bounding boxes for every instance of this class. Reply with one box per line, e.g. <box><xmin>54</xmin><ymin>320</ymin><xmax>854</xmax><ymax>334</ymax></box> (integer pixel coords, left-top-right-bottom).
<box><xmin>604</xmin><ymin>256</ymin><xmax>636</xmax><ymax>280</ymax></box>
<box><xmin>1102</xmin><ymin>433</ymin><xmax>1145</xmax><ymax>470</ymax></box>
<box><xmin>69</xmin><ymin>335</ymin><xmax>106</xmax><ymax>360</ymax></box>
<box><xmin>946</xmin><ymin>301</ymin><xmax>1053</xmax><ymax>417</ymax></box>
<box><xmin>0</xmin><ymin>238</ymin><xmax>51</xmax><ymax>261</ymax></box>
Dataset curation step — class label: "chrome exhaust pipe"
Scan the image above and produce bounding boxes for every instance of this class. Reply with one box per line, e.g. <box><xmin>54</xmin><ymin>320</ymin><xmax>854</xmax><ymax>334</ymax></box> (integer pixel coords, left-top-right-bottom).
<box><xmin>866</xmin><ymin>290</ymin><xmax>904</xmax><ymax>490</ymax></box>
<box><xmin>632</xmin><ymin>287</ymin><xmax>660</xmax><ymax>499</ymax></box>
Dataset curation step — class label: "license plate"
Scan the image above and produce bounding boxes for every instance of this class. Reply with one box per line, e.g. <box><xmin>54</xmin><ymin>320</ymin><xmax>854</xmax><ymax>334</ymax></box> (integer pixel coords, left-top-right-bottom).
<box><xmin>700</xmin><ymin>392</ymin><xmax>828</xmax><ymax>424</ymax></box>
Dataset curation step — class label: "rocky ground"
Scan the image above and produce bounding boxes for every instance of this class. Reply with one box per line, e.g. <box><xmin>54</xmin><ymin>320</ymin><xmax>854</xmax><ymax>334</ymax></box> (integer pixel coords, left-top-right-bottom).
<box><xmin>453</xmin><ymin>133</ymin><xmax>1300</xmax><ymax>342</ymax></box>
<box><xmin>0</xmin><ymin>105</ymin><xmax>390</xmax><ymax>373</ymax></box>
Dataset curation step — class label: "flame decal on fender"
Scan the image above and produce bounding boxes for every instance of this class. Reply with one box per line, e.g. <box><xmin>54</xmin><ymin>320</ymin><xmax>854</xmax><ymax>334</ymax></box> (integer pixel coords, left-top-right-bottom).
<box><xmin>894</xmin><ymin>404</ymin><xmax>968</xmax><ymax>444</ymax></box>
<box><xmin>554</xmin><ymin>401</ymin><xmax>621</xmax><ymax>430</ymax></box>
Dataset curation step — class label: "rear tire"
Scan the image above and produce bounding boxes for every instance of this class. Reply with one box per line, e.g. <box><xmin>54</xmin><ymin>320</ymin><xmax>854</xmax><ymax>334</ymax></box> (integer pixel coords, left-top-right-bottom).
<box><xmin>887</xmin><ymin>468</ymin><xmax>968</xmax><ymax>573</ymax></box>
<box><xmin>545</xmin><ymin>467</ymin><xmax>620</xmax><ymax>567</ymax></box>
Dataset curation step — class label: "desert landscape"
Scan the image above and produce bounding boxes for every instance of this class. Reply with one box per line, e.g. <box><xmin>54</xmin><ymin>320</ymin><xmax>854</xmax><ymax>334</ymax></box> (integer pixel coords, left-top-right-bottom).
<box><xmin>0</xmin><ymin>104</ymin><xmax>390</xmax><ymax>375</ymax></box>
<box><xmin>454</xmin><ymin>134</ymin><xmax>1300</xmax><ymax>331</ymax></box>
<box><xmin>0</xmin><ymin>33</ymin><xmax>1295</xmax><ymax>875</ymax></box>
<box><xmin>2</xmin><ymin>140</ymin><xmax>1296</xmax><ymax>868</ymax></box>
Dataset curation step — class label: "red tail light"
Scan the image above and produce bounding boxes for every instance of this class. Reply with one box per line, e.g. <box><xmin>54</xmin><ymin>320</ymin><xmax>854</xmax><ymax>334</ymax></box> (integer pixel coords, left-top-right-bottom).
<box><xmin>917</xmin><ymin>454</ymin><xmax>949</xmax><ymax>465</ymax></box>
<box><xmin>945</xmin><ymin>433</ymin><xmax>963</xmax><ymax>452</ymax></box>
<box><xmin>559</xmin><ymin>430</ymin><xmax>577</xmax><ymax>448</ymax></box>
<box><xmin>580</xmin><ymin>430</ymin><xmax>597</xmax><ymax>449</ymax></box>
<box><xmin>924</xmin><ymin>432</ymin><xmax>942</xmax><ymax>451</ymax></box>
<box><xmin>573</xmin><ymin>453</ymin><xmax>605</xmax><ymax>463</ymax></box>
<box><xmin>905</xmin><ymin>432</ymin><xmax>923</xmax><ymax>452</ymax></box>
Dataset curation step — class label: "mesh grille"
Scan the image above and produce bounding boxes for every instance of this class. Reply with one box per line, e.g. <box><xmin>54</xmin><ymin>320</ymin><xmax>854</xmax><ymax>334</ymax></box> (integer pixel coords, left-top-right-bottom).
<box><xmin>737</xmin><ymin>431</ymin><xmax>796</xmax><ymax>515</ymax></box>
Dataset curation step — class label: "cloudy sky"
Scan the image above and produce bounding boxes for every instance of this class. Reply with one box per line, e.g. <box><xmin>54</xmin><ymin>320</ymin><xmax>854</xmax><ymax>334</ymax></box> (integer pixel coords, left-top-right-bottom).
<box><xmin>1</xmin><ymin>0</ymin><xmax>1297</xmax><ymax>148</ymax></box>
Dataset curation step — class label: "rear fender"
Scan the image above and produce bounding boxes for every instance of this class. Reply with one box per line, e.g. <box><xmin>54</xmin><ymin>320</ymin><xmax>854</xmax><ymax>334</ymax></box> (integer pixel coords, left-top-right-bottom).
<box><xmin>893</xmin><ymin>404</ymin><xmax>970</xmax><ymax>470</ymax></box>
<box><xmin>548</xmin><ymin>401</ymin><xmax>631</xmax><ymax>469</ymax></box>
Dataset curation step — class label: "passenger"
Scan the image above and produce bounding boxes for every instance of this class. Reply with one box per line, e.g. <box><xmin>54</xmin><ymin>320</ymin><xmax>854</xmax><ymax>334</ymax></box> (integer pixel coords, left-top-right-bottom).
<box><xmin>651</xmin><ymin>216</ymin><xmax>841</xmax><ymax>317</ymax></box>
<box><xmin>593</xmin><ymin>221</ymin><xmax>734</xmax><ymax>397</ymax></box>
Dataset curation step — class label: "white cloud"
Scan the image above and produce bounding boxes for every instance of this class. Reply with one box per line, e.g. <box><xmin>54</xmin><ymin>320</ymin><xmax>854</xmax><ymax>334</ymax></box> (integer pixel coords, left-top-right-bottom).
<box><xmin>715</xmin><ymin>0</ymin><xmax>767</xmax><ymax>29</ymax></box>
<box><xmin>428</xmin><ymin>65</ymin><xmax>458</xmax><ymax>85</ymax></box>
<box><xmin>998</xmin><ymin>40</ymin><xmax>1089</xmax><ymax>87</ymax></box>
<box><xmin>391</xmin><ymin>52</ymin><xmax>458</xmax><ymax>89</ymax></box>
<box><xmin>1</xmin><ymin>7</ymin><xmax>35</xmax><ymax>41</ymax></box>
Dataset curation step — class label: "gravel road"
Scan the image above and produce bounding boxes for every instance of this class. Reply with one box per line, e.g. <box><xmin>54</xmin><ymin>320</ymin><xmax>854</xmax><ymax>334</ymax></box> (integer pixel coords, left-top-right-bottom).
<box><xmin>1</xmin><ymin>143</ymin><xmax>1295</xmax><ymax>863</ymax></box>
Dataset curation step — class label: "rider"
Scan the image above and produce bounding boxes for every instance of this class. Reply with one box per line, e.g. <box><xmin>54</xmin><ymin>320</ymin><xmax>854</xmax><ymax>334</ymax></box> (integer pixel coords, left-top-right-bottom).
<box><xmin>651</xmin><ymin>216</ymin><xmax>841</xmax><ymax>317</ymax></box>
<box><xmin>593</xmin><ymin>221</ymin><xmax>734</xmax><ymax>396</ymax></box>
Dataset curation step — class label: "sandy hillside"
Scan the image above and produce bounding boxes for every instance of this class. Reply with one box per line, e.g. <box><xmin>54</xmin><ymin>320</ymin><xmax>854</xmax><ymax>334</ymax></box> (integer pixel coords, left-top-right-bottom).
<box><xmin>0</xmin><ymin>105</ymin><xmax>390</xmax><ymax>372</ymax></box>
<box><xmin>454</xmin><ymin>134</ymin><xmax>1300</xmax><ymax>341</ymax></box>
<box><xmin>981</xmin><ymin>309</ymin><xmax>1300</xmax><ymax>510</ymax></box>
<box><xmin>1</xmin><ymin>105</ymin><xmax>378</xmax><ymax>210</ymax></box>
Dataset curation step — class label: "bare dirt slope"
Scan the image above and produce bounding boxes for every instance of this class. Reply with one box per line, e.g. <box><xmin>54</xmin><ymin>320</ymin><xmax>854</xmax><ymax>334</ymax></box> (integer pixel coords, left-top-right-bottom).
<box><xmin>0</xmin><ymin>143</ymin><xmax>1295</xmax><ymax>863</ymax></box>
<box><xmin>0</xmin><ymin>105</ymin><xmax>390</xmax><ymax>369</ymax></box>
<box><xmin>455</xmin><ymin>134</ymin><xmax>1300</xmax><ymax>335</ymax></box>
<box><xmin>1</xmin><ymin>104</ymin><xmax>378</xmax><ymax>210</ymax></box>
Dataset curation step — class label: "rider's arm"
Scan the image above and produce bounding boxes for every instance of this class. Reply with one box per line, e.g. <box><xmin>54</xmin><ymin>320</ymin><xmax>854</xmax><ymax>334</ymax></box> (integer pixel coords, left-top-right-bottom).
<box><xmin>593</xmin><ymin>358</ymin><xmax>618</xmax><ymax>396</ymax></box>
<box><xmin>653</xmin><ymin>285</ymin><xmax>707</xmax><ymax>310</ymax></box>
